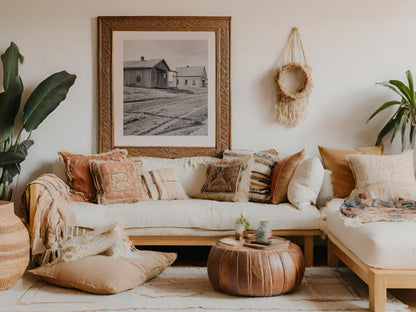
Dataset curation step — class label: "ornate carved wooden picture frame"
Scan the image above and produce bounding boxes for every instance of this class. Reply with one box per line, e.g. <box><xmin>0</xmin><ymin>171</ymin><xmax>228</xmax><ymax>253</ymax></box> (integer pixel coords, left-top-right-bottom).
<box><xmin>98</xmin><ymin>16</ymin><xmax>231</xmax><ymax>158</ymax></box>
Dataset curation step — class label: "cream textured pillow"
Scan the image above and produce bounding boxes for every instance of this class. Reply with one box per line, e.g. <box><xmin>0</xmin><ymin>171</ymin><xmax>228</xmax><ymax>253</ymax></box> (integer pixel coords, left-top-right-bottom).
<box><xmin>29</xmin><ymin>251</ymin><xmax>177</xmax><ymax>294</ymax></box>
<box><xmin>199</xmin><ymin>155</ymin><xmax>253</xmax><ymax>202</ymax></box>
<box><xmin>141</xmin><ymin>168</ymin><xmax>188</xmax><ymax>200</ymax></box>
<box><xmin>348</xmin><ymin>150</ymin><xmax>416</xmax><ymax>200</ymax></box>
<box><xmin>318</xmin><ymin>145</ymin><xmax>383</xmax><ymax>198</ymax></box>
<box><xmin>287</xmin><ymin>157</ymin><xmax>324</xmax><ymax>209</ymax></box>
<box><xmin>316</xmin><ymin>169</ymin><xmax>334</xmax><ymax>208</ymax></box>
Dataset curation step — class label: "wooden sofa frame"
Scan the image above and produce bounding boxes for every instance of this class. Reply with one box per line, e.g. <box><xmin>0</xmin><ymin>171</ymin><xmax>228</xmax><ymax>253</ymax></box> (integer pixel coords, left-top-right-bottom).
<box><xmin>26</xmin><ymin>184</ymin><xmax>320</xmax><ymax>267</ymax></box>
<box><xmin>327</xmin><ymin>232</ymin><xmax>416</xmax><ymax>312</ymax></box>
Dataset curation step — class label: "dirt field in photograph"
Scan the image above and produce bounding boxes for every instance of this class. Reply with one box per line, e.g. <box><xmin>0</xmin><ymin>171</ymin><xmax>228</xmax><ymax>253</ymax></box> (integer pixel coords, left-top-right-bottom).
<box><xmin>124</xmin><ymin>87</ymin><xmax>208</xmax><ymax>136</ymax></box>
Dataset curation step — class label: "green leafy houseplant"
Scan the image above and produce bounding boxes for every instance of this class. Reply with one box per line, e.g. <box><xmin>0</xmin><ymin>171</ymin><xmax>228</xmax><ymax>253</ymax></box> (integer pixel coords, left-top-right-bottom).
<box><xmin>367</xmin><ymin>70</ymin><xmax>416</xmax><ymax>151</ymax></box>
<box><xmin>0</xmin><ymin>42</ymin><xmax>76</xmax><ymax>200</ymax></box>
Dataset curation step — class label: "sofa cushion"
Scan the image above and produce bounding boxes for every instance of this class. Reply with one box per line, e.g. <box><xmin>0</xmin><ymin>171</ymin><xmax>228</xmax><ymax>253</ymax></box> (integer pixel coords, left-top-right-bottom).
<box><xmin>323</xmin><ymin>198</ymin><xmax>416</xmax><ymax>269</ymax></box>
<box><xmin>147</xmin><ymin>168</ymin><xmax>188</xmax><ymax>200</ymax></box>
<box><xmin>347</xmin><ymin>150</ymin><xmax>416</xmax><ymax>200</ymax></box>
<box><xmin>59</xmin><ymin>149</ymin><xmax>128</xmax><ymax>202</ymax></box>
<box><xmin>71</xmin><ymin>199</ymin><xmax>322</xmax><ymax>232</ymax></box>
<box><xmin>318</xmin><ymin>144</ymin><xmax>384</xmax><ymax>198</ymax></box>
<box><xmin>223</xmin><ymin>149</ymin><xmax>279</xmax><ymax>203</ymax></box>
<box><xmin>137</xmin><ymin>156</ymin><xmax>218</xmax><ymax>197</ymax></box>
<box><xmin>271</xmin><ymin>149</ymin><xmax>305</xmax><ymax>204</ymax></box>
<box><xmin>199</xmin><ymin>156</ymin><xmax>253</xmax><ymax>202</ymax></box>
<box><xmin>89</xmin><ymin>159</ymin><xmax>149</xmax><ymax>204</ymax></box>
<box><xmin>287</xmin><ymin>157</ymin><xmax>324</xmax><ymax>209</ymax></box>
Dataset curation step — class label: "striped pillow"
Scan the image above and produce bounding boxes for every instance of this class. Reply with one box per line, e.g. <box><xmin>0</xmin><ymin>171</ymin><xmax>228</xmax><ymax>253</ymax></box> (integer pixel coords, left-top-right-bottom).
<box><xmin>223</xmin><ymin>149</ymin><xmax>279</xmax><ymax>203</ymax></box>
<box><xmin>142</xmin><ymin>168</ymin><xmax>188</xmax><ymax>200</ymax></box>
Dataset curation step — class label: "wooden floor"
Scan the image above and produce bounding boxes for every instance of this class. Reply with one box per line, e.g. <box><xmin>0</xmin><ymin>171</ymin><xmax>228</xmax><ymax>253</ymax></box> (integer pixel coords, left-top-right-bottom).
<box><xmin>140</xmin><ymin>245</ymin><xmax>416</xmax><ymax>310</ymax></box>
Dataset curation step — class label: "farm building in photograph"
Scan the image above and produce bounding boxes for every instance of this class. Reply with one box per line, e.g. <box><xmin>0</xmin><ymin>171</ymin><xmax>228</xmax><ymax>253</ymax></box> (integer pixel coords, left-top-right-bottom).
<box><xmin>124</xmin><ymin>57</ymin><xmax>172</xmax><ymax>89</ymax></box>
<box><xmin>175</xmin><ymin>66</ymin><xmax>208</xmax><ymax>89</ymax></box>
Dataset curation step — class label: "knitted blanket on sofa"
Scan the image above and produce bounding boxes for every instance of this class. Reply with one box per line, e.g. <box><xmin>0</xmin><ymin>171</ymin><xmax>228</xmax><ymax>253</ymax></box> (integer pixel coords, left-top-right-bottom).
<box><xmin>341</xmin><ymin>196</ymin><xmax>416</xmax><ymax>225</ymax></box>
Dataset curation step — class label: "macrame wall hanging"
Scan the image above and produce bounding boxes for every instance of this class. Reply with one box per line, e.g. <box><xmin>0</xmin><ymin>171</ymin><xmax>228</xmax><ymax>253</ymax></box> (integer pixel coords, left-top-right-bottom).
<box><xmin>274</xmin><ymin>27</ymin><xmax>313</xmax><ymax>127</ymax></box>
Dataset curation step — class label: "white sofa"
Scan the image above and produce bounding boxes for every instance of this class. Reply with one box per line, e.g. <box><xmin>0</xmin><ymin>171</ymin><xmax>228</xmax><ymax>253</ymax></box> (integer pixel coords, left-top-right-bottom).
<box><xmin>25</xmin><ymin>155</ymin><xmax>324</xmax><ymax>267</ymax></box>
<box><xmin>323</xmin><ymin>198</ymin><xmax>416</xmax><ymax>312</ymax></box>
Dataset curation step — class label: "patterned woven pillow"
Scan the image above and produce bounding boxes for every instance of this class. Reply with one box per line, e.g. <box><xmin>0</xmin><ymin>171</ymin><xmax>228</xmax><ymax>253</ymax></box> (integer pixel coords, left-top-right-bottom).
<box><xmin>58</xmin><ymin>149</ymin><xmax>128</xmax><ymax>202</ymax></box>
<box><xmin>223</xmin><ymin>149</ymin><xmax>279</xmax><ymax>203</ymax></box>
<box><xmin>89</xmin><ymin>159</ymin><xmax>149</xmax><ymax>205</ymax></box>
<box><xmin>141</xmin><ymin>168</ymin><xmax>188</xmax><ymax>200</ymax></box>
<box><xmin>199</xmin><ymin>156</ymin><xmax>253</xmax><ymax>202</ymax></box>
<box><xmin>347</xmin><ymin>150</ymin><xmax>416</xmax><ymax>200</ymax></box>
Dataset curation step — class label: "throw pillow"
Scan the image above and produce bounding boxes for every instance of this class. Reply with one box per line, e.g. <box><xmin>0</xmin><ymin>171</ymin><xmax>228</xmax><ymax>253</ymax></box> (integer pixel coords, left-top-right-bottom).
<box><xmin>58</xmin><ymin>149</ymin><xmax>128</xmax><ymax>202</ymax></box>
<box><xmin>347</xmin><ymin>150</ymin><xmax>416</xmax><ymax>200</ymax></box>
<box><xmin>199</xmin><ymin>156</ymin><xmax>253</xmax><ymax>202</ymax></box>
<box><xmin>29</xmin><ymin>251</ymin><xmax>177</xmax><ymax>294</ymax></box>
<box><xmin>287</xmin><ymin>157</ymin><xmax>324</xmax><ymax>209</ymax></box>
<box><xmin>89</xmin><ymin>160</ymin><xmax>149</xmax><ymax>205</ymax></box>
<box><xmin>271</xmin><ymin>149</ymin><xmax>305</xmax><ymax>204</ymax></box>
<box><xmin>316</xmin><ymin>169</ymin><xmax>334</xmax><ymax>208</ymax></box>
<box><xmin>142</xmin><ymin>168</ymin><xmax>188</xmax><ymax>200</ymax></box>
<box><xmin>223</xmin><ymin>149</ymin><xmax>279</xmax><ymax>203</ymax></box>
<box><xmin>318</xmin><ymin>144</ymin><xmax>383</xmax><ymax>198</ymax></box>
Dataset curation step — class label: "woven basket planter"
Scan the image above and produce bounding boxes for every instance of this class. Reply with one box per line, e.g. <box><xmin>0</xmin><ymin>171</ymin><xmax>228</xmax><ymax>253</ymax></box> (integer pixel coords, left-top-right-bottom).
<box><xmin>0</xmin><ymin>201</ymin><xmax>29</xmax><ymax>290</ymax></box>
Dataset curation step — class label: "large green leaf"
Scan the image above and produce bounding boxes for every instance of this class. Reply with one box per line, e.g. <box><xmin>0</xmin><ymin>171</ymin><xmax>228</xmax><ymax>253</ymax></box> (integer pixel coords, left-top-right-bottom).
<box><xmin>22</xmin><ymin>71</ymin><xmax>76</xmax><ymax>132</ymax></box>
<box><xmin>389</xmin><ymin>79</ymin><xmax>412</xmax><ymax>104</ymax></box>
<box><xmin>406</xmin><ymin>70</ymin><xmax>415</xmax><ymax>108</ymax></box>
<box><xmin>390</xmin><ymin>108</ymin><xmax>406</xmax><ymax>143</ymax></box>
<box><xmin>0</xmin><ymin>163</ymin><xmax>20</xmax><ymax>184</ymax></box>
<box><xmin>1</xmin><ymin>42</ymin><xmax>23</xmax><ymax>90</ymax></box>
<box><xmin>366</xmin><ymin>100</ymin><xmax>401</xmax><ymax>123</ymax></box>
<box><xmin>401</xmin><ymin>119</ymin><xmax>407</xmax><ymax>151</ymax></box>
<box><xmin>410</xmin><ymin>123</ymin><xmax>416</xmax><ymax>148</ymax></box>
<box><xmin>0</xmin><ymin>43</ymin><xmax>24</xmax><ymax>143</ymax></box>
<box><xmin>376</xmin><ymin>116</ymin><xmax>396</xmax><ymax>145</ymax></box>
<box><xmin>0</xmin><ymin>139</ymin><xmax>34</xmax><ymax>167</ymax></box>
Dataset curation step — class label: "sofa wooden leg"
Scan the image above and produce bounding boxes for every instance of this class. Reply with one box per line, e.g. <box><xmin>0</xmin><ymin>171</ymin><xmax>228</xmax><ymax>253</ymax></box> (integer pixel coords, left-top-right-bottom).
<box><xmin>304</xmin><ymin>236</ymin><xmax>313</xmax><ymax>267</ymax></box>
<box><xmin>327</xmin><ymin>239</ymin><xmax>339</xmax><ymax>267</ymax></box>
<box><xmin>368</xmin><ymin>270</ymin><xmax>386</xmax><ymax>312</ymax></box>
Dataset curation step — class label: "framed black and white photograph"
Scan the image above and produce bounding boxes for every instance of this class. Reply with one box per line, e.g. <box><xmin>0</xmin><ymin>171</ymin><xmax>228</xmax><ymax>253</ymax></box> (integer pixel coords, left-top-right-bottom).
<box><xmin>98</xmin><ymin>16</ymin><xmax>231</xmax><ymax>158</ymax></box>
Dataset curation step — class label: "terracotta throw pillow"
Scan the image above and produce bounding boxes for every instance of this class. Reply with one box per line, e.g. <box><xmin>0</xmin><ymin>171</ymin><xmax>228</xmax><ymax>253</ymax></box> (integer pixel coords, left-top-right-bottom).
<box><xmin>29</xmin><ymin>251</ymin><xmax>177</xmax><ymax>294</ymax></box>
<box><xmin>318</xmin><ymin>145</ymin><xmax>383</xmax><ymax>198</ymax></box>
<box><xmin>58</xmin><ymin>149</ymin><xmax>128</xmax><ymax>202</ymax></box>
<box><xmin>271</xmin><ymin>149</ymin><xmax>305</xmax><ymax>204</ymax></box>
<box><xmin>199</xmin><ymin>156</ymin><xmax>253</xmax><ymax>202</ymax></box>
<box><xmin>89</xmin><ymin>159</ymin><xmax>149</xmax><ymax>204</ymax></box>
<box><xmin>141</xmin><ymin>168</ymin><xmax>188</xmax><ymax>200</ymax></box>
<box><xmin>348</xmin><ymin>150</ymin><xmax>416</xmax><ymax>200</ymax></box>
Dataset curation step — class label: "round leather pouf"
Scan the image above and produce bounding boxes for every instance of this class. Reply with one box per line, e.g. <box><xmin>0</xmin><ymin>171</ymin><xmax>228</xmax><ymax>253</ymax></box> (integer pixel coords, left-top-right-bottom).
<box><xmin>207</xmin><ymin>239</ymin><xmax>305</xmax><ymax>297</ymax></box>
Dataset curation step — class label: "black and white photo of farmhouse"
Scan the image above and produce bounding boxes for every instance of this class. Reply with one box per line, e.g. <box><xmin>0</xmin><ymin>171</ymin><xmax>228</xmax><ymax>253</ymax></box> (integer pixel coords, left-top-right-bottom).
<box><xmin>123</xmin><ymin>39</ymin><xmax>209</xmax><ymax>136</ymax></box>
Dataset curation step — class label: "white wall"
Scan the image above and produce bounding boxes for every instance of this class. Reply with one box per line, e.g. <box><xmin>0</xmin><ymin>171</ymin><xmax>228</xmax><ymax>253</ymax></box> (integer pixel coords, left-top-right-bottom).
<box><xmin>0</xmin><ymin>0</ymin><xmax>414</xmax><ymax>203</ymax></box>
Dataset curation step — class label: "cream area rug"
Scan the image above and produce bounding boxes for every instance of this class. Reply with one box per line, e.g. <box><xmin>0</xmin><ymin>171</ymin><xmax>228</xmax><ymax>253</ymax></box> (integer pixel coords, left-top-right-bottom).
<box><xmin>0</xmin><ymin>267</ymin><xmax>409</xmax><ymax>312</ymax></box>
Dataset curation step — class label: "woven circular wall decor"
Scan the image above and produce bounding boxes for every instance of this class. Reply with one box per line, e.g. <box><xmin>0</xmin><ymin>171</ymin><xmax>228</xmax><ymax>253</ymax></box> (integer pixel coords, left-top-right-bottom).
<box><xmin>274</xmin><ymin>28</ymin><xmax>313</xmax><ymax>127</ymax></box>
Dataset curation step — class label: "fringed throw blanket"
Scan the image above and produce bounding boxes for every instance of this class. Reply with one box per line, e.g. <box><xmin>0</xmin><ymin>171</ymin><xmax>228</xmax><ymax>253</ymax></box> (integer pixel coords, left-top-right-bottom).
<box><xmin>20</xmin><ymin>174</ymin><xmax>140</xmax><ymax>266</ymax></box>
<box><xmin>341</xmin><ymin>197</ymin><xmax>416</xmax><ymax>226</ymax></box>
<box><xmin>20</xmin><ymin>174</ymin><xmax>75</xmax><ymax>265</ymax></box>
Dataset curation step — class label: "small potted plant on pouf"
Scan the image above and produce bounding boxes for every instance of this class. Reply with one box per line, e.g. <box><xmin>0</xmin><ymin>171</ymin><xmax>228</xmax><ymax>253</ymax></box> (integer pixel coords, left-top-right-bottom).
<box><xmin>235</xmin><ymin>214</ymin><xmax>250</xmax><ymax>240</ymax></box>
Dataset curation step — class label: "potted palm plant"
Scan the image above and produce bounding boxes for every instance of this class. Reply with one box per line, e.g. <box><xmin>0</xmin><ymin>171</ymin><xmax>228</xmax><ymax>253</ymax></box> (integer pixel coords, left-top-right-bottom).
<box><xmin>367</xmin><ymin>70</ymin><xmax>416</xmax><ymax>151</ymax></box>
<box><xmin>0</xmin><ymin>42</ymin><xmax>76</xmax><ymax>200</ymax></box>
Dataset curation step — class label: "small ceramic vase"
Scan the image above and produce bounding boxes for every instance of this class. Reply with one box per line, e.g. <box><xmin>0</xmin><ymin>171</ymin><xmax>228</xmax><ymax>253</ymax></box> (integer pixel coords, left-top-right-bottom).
<box><xmin>256</xmin><ymin>220</ymin><xmax>271</xmax><ymax>241</ymax></box>
<box><xmin>235</xmin><ymin>223</ymin><xmax>245</xmax><ymax>240</ymax></box>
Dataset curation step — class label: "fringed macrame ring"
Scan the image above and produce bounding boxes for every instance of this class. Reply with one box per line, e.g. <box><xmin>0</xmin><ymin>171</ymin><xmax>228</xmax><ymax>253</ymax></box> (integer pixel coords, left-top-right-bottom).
<box><xmin>274</xmin><ymin>62</ymin><xmax>311</xmax><ymax>101</ymax></box>
<box><xmin>274</xmin><ymin>27</ymin><xmax>312</xmax><ymax>127</ymax></box>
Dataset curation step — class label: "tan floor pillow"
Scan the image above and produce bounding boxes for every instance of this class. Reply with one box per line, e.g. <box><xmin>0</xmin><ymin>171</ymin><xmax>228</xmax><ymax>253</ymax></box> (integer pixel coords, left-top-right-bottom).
<box><xmin>29</xmin><ymin>251</ymin><xmax>176</xmax><ymax>294</ymax></box>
